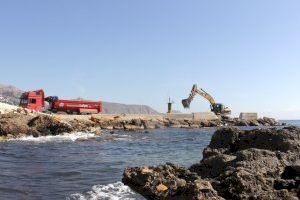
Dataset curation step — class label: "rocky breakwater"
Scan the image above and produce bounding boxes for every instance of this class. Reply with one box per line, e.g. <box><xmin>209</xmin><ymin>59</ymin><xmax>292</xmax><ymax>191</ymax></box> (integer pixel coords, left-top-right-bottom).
<box><xmin>0</xmin><ymin>111</ymin><xmax>75</xmax><ymax>140</ymax></box>
<box><xmin>74</xmin><ymin>115</ymin><xmax>281</xmax><ymax>132</ymax></box>
<box><xmin>0</xmin><ymin>107</ymin><xmax>283</xmax><ymax>140</ymax></box>
<box><xmin>123</xmin><ymin>126</ymin><xmax>300</xmax><ymax>199</ymax></box>
<box><xmin>222</xmin><ymin>116</ymin><xmax>281</xmax><ymax>127</ymax></box>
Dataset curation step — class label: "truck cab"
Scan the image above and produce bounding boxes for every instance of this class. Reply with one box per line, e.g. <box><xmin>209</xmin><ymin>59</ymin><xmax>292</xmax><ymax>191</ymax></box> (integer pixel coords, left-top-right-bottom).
<box><xmin>19</xmin><ymin>89</ymin><xmax>45</xmax><ymax>111</ymax></box>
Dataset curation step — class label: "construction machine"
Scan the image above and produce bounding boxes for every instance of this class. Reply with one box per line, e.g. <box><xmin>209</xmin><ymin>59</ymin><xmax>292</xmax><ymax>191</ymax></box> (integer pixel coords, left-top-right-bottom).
<box><xmin>182</xmin><ymin>84</ymin><xmax>231</xmax><ymax>116</ymax></box>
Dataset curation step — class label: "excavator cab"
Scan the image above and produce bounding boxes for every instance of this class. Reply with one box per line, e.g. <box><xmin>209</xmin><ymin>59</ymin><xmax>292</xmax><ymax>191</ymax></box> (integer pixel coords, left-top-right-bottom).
<box><xmin>211</xmin><ymin>103</ymin><xmax>231</xmax><ymax>115</ymax></box>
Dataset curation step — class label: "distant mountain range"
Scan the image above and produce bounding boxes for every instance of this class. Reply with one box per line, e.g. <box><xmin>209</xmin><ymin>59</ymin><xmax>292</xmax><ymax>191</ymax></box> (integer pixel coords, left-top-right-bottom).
<box><xmin>0</xmin><ymin>84</ymin><xmax>159</xmax><ymax>114</ymax></box>
<box><xmin>102</xmin><ymin>102</ymin><xmax>159</xmax><ymax>114</ymax></box>
<box><xmin>0</xmin><ymin>84</ymin><xmax>23</xmax><ymax>105</ymax></box>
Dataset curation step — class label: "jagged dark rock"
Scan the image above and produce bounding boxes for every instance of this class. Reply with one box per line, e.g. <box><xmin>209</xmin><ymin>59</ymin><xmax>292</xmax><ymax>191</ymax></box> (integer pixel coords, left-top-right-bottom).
<box><xmin>28</xmin><ymin>115</ymin><xmax>73</xmax><ymax>136</ymax></box>
<box><xmin>123</xmin><ymin>127</ymin><xmax>300</xmax><ymax>200</ymax></box>
<box><xmin>123</xmin><ymin>163</ymin><xmax>224</xmax><ymax>200</ymax></box>
<box><xmin>0</xmin><ymin>112</ymin><xmax>74</xmax><ymax>138</ymax></box>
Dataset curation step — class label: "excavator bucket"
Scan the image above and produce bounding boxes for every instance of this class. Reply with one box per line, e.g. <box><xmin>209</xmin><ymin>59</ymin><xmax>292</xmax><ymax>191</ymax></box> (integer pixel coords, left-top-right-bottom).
<box><xmin>182</xmin><ymin>99</ymin><xmax>191</xmax><ymax>108</ymax></box>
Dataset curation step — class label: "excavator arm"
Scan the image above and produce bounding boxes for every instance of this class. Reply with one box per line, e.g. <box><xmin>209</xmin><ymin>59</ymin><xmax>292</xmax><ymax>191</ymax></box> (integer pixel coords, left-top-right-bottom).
<box><xmin>182</xmin><ymin>84</ymin><xmax>231</xmax><ymax>116</ymax></box>
<box><xmin>182</xmin><ymin>84</ymin><xmax>216</xmax><ymax>108</ymax></box>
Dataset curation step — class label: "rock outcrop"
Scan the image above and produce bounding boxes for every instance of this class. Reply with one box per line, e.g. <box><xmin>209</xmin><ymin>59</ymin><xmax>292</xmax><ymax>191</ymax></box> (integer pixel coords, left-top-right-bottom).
<box><xmin>123</xmin><ymin>127</ymin><xmax>300</xmax><ymax>200</ymax></box>
<box><xmin>123</xmin><ymin>163</ymin><xmax>224</xmax><ymax>200</ymax></box>
<box><xmin>0</xmin><ymin>112</ymin><xmax>74</xmax><ymax>139</ymax></box>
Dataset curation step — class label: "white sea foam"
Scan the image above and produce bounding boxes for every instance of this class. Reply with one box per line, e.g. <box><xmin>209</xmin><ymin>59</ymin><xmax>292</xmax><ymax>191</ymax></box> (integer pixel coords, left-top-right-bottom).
<box><xmin>67</xmin><ymin>182</ymin><xmax>144</xmax><ymax>200</ymax></box>
<box><xmin>9</xmin><ymin>132</ymin><xmax>97</xmax><ymax>143</ymax></box>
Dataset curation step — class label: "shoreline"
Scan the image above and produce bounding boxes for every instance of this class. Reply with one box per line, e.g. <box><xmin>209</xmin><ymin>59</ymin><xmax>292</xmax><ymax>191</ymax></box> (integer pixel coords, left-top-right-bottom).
<box><xmin>0</xmin><ymin>108</ymin><xmax>283</xmax><ymax>141</ymax></box>
<box><xmin>122</xmin><ymin>126</ymin><xmax>300</xmax><ymax>199</ymax></box>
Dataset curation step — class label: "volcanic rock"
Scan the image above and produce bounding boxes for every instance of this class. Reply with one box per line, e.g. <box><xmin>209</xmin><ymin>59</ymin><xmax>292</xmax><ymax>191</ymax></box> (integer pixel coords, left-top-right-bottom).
<box><xmin>28</xmin><ymin>115</ymin><xmax>73</xmax><ymax>136</ymax></box>
<box><xmin>123</xmin><ymin>163</ymin><xmax>224</xmax><ymax>200</ymax></box>
<box><xmin>123</xmin><ymin>126</ymin><xmax>300</xmax><ymax>200</ymax></box>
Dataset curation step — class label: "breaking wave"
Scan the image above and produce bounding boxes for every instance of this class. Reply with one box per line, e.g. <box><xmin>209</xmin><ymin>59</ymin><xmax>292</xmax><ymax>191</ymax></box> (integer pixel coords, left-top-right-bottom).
<box><xmin>9</xmin><ymin>132</ymin><xmax>98</xmax><ymax>143</ymax></box>
<box><xmin>67</xmin><ymin>182</ymin><xmax>144</xmax><ymax>200</ymax></box>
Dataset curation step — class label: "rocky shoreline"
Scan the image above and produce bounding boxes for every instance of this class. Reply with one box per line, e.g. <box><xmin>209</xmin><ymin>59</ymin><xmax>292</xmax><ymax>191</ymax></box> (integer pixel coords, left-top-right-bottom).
<box><xmin>0</xmin><ymin>108</ymin><xmax>283</xmax><ymax>140</ymax></box>
<box><xmin>122</xmin><ymin>126</ymin><xmax>300</xmax><ymax>200</ymax></box>
<box><xmin>0</xmin><ymin>108</ymin><xmax>298</xmax><ymax>199</ymax></box>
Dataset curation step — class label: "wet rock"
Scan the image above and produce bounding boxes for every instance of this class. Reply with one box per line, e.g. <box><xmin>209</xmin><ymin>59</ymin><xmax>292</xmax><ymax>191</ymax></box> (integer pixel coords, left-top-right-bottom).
<box><xmin>236</xmin><ymin>120</ymin><xmax>249</xmax><ymax>127</ymax></box>
<box><xmin>69</xmin><ymin>119</ymin><xmax>94</xmax><ymax>132</ymax></box>
<box><xmin>249</xmin><ymin>120</ymin><xmax>260</xmax><ymax>126</ymax></box>
<box><xmin>130</xmin><ymin>119</ymin><xmax>142</xmax><ymax>126</ymax></box>
<box><xmin>192</xmin><ymin>179</ymin><xmax>223</xmax><ymax>200</ymax></box>
<box><xmin>190</xmin><ymin>124</ymin><xmax>200</xmax><ymax>129</ymax></box>
<box><xmin>101</xmin><ymin>125</ymin><xmax>114</xmax><ymax>130</ymax></box>
<box><xmin>124</xmin><ymin>126</ymin><xmax>300</xmax><ymax>200</ymax></box>
<box><xmin>0</xmin><ymin>112</ymin><xmax>74</xmax><ymax>138</ymax></box>
<box><xmin>237</xmin><ymin>128</ymin><xmax>300</xmax><ymax>152</ymax></box>
<box><xmin>28</xmin><ymin>115</ymin><xmax>73</xmax><ymax>136</ymax></box>
<box><xmin>89</xmin><ymin>127</ymin><xmax>102</xmax><ymax>135</ymax></box>
<box><xmin>0</xmin><ymin>112</ymin><xmax>34</xmax><ymax>136</ymax></box>
<box><xmin>113</xmin><ymin>125</ymin><xmax>124</xmax><ymax>130</ymax></box>
<box><xmin>194</xmin><ymin>127</ymin><xmax>300</xmax><ymax>199</ymax></box>
<box><xmin>168</xmin><ymin>119</ymin><xmax>180</xmax><ymax>126</ymax></box>
<box><xmin>123</xmin><ymin>163</ymin><xmax>224</xmax><ymax>200</ymax></box>
<box><xmin>169</xmin><ymin>124</ymin><xmax>182</xmax><ymax>128</ymax></box>
<box><xmin>155</xmin><ymin>123</ymin><xmax>165</xmax><ymax>129</ymax></box>
<box><xmin>262</xmin><ymin>117</ymin><xmax>279</xmax><ymax>126</ymax></box>
<box><xmin>180</xmin><ymin>124</ymin><xmax>190</xmax><ymax>128</ymax></box>
<box><xmin>200</xmin><ymin>120</ymin><xmax>222</xmax><ymax>127</ymax></box>
<box><xmin>208</xmin><ymin>121</ymin><xmax>220</xmax><ymax>127</ymax></box>
<box><xmin>281</xmin><ymin>165</ymin><xmax>300</xmax><ymax>180</ymax></box>
<box><xmin>124</xmin><ymin>124</ymin><xmax>144</xmax><ymax>131</ymax></box>
<box><xmin>142</xmin><ymin>120</ymin><xmax>157</xmax><ymax>129</ymax></box>
<box><xmin>190</xmin><ymin>154</ymin><xmax>237</xmax><ymax>178</ymax></box>
<box><xmin>208</xmin><ymin>127</ymin><xmax>241</xmax><ymax>151</ymax></box>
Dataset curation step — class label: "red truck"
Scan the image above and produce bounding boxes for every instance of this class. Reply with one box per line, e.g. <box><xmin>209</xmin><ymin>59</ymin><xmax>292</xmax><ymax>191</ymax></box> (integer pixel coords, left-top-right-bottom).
<box><xmin>19</xmin><ymin>89</ymin><xmax>102</xmax><ymax>114</ymax></box>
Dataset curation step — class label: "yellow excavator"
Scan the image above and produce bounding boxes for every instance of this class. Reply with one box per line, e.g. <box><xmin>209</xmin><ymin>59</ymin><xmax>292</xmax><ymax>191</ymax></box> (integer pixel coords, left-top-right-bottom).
<box><xmin>182</xmin><ymin>84</ymin><xmax>231</xmax><ymax>116</ymax></box>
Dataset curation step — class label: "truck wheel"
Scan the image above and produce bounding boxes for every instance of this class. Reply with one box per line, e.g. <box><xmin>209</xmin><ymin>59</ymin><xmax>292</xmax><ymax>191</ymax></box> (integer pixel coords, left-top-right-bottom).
<box><xmin>52</xmin><ymin>109</ymin><xmax>57</xmax><ymax>113</ymax></box>
<box><xmin>66</xmin><ymin>110</ymin><xmax>73</xmax><ymax>115</ymax></box>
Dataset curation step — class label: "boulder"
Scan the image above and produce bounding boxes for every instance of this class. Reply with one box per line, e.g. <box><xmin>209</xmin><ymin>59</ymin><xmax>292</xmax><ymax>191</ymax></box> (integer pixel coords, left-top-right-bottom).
<box><xmin>249</xmin><ymin>120</ymin><xmax>260</xmax><ymax>126</ymax></box>
<box><xmin>28</xmin><ymin>115</ymin><xmax>73</xmax><ymax>136</ymax></box>
<box><xmin>0</xmin><ymin>112</ymin><xmax>33</xmax><ymax>136</ymax></box>
<box><xmin>89</xmin><ymin>127</ymin><xmax>102</xmax><ymax>135</ymax></box>
<box><xmin>123</xmin><ymin>163</ymin><xmax>224</xmax><ymax>200</ymax></box>
<box><xmin>235</xmin><ymin>120</ymin><xmax>249</xmax><ymax>127</ymax></box>
<box><xmin>124</xmin><ymin>124</ymin><xmax>144</xmax><ymax>131</ymax></box>
<box><xmin>142</xmin><ymin>120</ymin><xmax>157</xmax><ymax>129</ymax></box>
<box><xmin>192</xmin><ymin>127</ymin><xmax>300</xmax><ymax>199</ymax></box>
<box><xmin>123</xmin><ymin>126</ymin><xmax>300</xmax><ymax>200</ymax></box>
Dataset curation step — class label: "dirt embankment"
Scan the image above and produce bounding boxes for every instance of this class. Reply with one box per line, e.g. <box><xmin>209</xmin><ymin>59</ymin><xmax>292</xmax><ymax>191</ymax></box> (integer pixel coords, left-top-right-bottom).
<box><xmin>122</xmin><ymin>127</ymin><xmax>300</xmax><ymax>200</ymax></box>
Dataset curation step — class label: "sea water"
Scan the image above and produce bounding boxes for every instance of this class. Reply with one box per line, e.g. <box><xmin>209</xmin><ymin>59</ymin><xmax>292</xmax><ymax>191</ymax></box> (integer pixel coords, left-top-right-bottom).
<box><xmin>0</xmin><ymin>121</ymin><xmax>299</xmax><ymax>200</ymax></box>
<box><xmin>0</xmin><ymin>128</ymin><xmax>214</xmax><ymax>200</ymax></box>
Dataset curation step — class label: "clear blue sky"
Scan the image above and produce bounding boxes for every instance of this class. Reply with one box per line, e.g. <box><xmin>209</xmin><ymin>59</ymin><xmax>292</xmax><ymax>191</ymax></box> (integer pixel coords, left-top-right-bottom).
<box><xmin>0</xmin><ymin>0</ymin><xmax>300</xmax><ymax>119</ymax></box>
